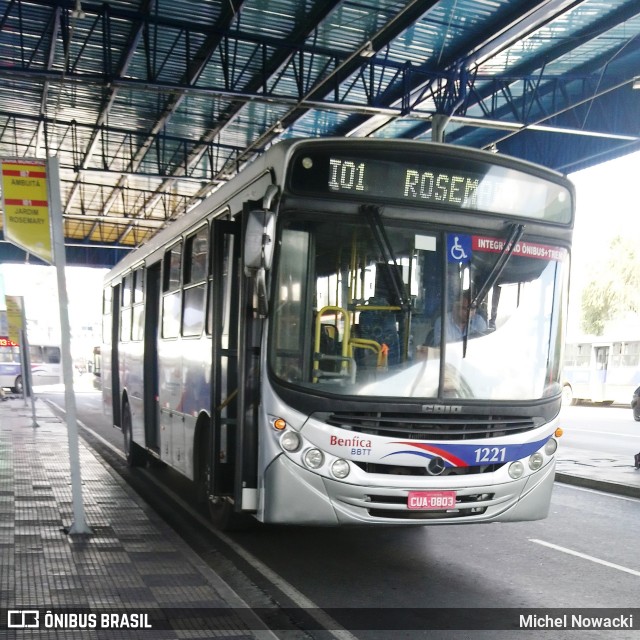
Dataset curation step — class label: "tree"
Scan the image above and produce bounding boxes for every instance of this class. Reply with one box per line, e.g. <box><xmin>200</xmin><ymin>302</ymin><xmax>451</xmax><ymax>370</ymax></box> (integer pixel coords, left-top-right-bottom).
<box><xmin>580</xmin><ymin>235</ymin><xmax>640</xmax><ymax>335</ymax></box>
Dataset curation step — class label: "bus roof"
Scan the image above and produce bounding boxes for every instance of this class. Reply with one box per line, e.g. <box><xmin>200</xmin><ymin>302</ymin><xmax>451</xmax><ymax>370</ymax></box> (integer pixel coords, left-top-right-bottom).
<box><xmin>104</xmin><ymin>138</ymin><xmax>574</xmax><ymax>282</ymax></box>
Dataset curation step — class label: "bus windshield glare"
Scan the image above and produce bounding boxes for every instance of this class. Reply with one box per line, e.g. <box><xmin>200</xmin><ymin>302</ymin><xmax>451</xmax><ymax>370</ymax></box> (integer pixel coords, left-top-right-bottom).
<box><xmin>269</xmin><ymin>213</ymin><xmax>568</xmax><ymax>401</ymax></box>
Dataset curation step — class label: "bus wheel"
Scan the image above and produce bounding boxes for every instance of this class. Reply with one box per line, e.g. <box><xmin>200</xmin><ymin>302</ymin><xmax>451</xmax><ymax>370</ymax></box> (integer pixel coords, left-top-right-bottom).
<box><xmin>12</xmin><ymin>375</ymin><xmax>23</xmax><ymax>394</ymax></box>
<box><xmin>122</xmin><ymin>402</ymin><xmax>146</xmax><ymax>467</ymax></box>
<box><xmin>207</xmin><ymin>497</ymin><xmax>253</xmax><ymax>532</ymax></box>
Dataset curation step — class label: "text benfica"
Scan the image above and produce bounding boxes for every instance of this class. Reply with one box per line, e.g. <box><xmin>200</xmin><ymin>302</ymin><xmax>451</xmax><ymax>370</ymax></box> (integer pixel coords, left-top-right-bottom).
<box><xmin>520</xmin><ymin>614</ymin><xmax>634</xmax><ymax>629</ymax></box>
<box><xmin>329</xmin><ymin>435</ymin><xmax>372</xmax><ymax>448</ymax></box>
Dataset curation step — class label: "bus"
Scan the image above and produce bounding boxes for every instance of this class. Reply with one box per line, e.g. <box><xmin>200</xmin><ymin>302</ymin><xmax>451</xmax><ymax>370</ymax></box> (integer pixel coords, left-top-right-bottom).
<box><xmin>92</xmin><ymin>345</ymin><xmax>102</xmax><ymax>378</ymax></box>
<box><xmin>0</xmin><ymin>336</ymin><xmax>62</xmax><ymax>393</ymax></box>
<box><xmin>562</xmin><ymin>337</ymin><xmax>640</xmax><ymax>405</ymax></box>
<box><xmin>102</xmin><ymin>138</ymin><xmax>574</xmax><ymax>528</ymax></box>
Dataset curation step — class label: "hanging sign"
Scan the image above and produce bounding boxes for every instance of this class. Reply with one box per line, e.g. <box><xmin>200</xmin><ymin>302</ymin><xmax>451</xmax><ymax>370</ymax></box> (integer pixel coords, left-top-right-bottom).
<box><xmin>4</xmin><ymin>295</ymin><xmax>24</xmax><ymax>346</ymax></box>
<box><xmin>1</xmin><ymin>159</ymin><xmax>53</xmax><ymax>264</ymax></box>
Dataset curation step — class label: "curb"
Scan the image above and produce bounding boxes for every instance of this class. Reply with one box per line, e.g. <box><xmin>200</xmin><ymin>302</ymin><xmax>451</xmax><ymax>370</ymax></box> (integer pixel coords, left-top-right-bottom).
<box><xmin>555</xmin><ymin>472</ymin><xmax>640</xmax><ymax>500</ymax></box>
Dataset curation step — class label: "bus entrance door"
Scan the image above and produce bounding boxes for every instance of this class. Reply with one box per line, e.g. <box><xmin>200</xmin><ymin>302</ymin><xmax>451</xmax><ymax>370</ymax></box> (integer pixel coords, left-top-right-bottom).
<box><xmin>593</xmin><ymin>346</ymin><xmax>609</xmax><ymax>402</ymax></box>
<box><xmin>210</xmin><ymin>220</ymin><xmax>242</xmax><ymax>507</ymax></box>
<box><xmin>143</xmin><ymin>262</ymin><xmax>161</xmax><ymax>452</ymax></box>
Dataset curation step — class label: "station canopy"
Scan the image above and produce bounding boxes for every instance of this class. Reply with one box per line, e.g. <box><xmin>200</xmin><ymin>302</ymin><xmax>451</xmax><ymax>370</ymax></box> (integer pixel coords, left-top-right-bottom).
<box><xmin>0</xmin><ymin>0</ymin><xmax>638</xmax><ymax>266</ymax></box>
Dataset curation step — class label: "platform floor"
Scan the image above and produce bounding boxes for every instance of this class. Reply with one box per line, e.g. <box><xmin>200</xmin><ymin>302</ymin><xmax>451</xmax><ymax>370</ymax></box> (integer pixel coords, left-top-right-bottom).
<box><xmin>0</xmin><ymin>397</ymin><xmax>276</xmax><ymax>639</ymax></box>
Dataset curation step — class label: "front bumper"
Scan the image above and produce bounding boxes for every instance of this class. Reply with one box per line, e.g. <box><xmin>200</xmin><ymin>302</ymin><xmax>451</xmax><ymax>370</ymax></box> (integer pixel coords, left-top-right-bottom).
<box><xmin>260</xmin><ymin>454</ymin><xmax>556</xmax><ymax>525</ymax></box>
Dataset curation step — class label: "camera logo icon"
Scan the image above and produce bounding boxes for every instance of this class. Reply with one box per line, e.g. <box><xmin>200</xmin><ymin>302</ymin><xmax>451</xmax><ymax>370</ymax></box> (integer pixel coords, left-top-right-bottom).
<box><xmin>8</xmin><ymin>610</ymin><xmax>40</xmax><ymax>628</ymax></box>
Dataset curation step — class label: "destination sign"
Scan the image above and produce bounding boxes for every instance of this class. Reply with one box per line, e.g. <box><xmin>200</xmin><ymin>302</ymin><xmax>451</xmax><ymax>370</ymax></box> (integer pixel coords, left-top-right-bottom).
<box><xmin>289</xmin><ymin>149</ymin><xmax>572</xmax><ymax>224</ymax></box>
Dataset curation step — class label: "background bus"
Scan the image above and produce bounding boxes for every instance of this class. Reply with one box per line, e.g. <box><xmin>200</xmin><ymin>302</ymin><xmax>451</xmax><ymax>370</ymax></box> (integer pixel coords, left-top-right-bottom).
<box><xmin>103</xmin><ymin>137</ymin><xmax>574</xmax><ymax>529</ymax></box>
<box><xmin>0</xmin><ymin>336</ymin><xmax>62</xmax><ymax>393</ymax></box>
<box><xmin>562</xmin><ymin>337</ymin><xmax>640</xmax><ymax>405</ymax></box>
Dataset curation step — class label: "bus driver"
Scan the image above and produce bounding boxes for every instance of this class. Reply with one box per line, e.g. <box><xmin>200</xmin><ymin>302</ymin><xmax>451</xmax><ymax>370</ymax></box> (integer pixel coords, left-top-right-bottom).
<box><xmin>430</xmin><ymin>297</ymin><xmax>487</xmax><ymax>346</ymax></box>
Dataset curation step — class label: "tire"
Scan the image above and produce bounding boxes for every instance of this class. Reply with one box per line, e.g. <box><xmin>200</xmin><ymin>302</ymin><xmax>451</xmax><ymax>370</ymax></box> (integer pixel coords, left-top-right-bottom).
<box><xmin>122</xmin><ymin>401</ymin><xmax>146</xmax><ymax>467</ymax></box>
<box><xmin>208</xmin><ymin>497</ymin><xmax>254</xmax><ymax>532</ymax></box>
<box><xmin>194</xmin><ymin>420</ymin><xmax>254</xmax><ymax>530</ymax></box>
<box><xmin>12</xmin><ymin>375</ymin><xmax>23</xmax><ymax>394</ymax></box>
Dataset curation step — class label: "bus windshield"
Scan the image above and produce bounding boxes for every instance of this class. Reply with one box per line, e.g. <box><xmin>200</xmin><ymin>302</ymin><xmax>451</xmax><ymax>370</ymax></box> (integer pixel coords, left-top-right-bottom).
<box><xmin>269</xmin><ymin>211</ymin><xmax>568</xmax><ymax>402</ymax></box>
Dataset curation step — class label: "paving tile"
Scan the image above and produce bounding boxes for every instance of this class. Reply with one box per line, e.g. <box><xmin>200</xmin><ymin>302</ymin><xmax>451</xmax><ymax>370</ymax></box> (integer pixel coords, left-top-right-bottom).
<box><xmin>0</xmin><ymin>399</ymin><xmax>273</xmax><ymax>639</ymax></box>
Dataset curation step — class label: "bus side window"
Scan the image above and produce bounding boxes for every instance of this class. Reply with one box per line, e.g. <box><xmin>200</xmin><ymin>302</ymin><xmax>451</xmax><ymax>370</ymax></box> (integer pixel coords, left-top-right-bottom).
<box><xmin>183</xmin><ymin>227</ymin><xmax>208</xmax><ymax>337</ymax></box>
<box><xmin>185</xmin><ymin>226</ymin><xmax>208</xmax><ymax>285</ymax></box>
<box><xmin>163</xmin><ymin>242</ymin><xmax>182</xmax><ymax>293</ymax></box>
<box><xmin>162</xmin><ymin>242</ymin><xmax>183</xmax><ymax>338</ymax></box>
<box><xmin>43</xmin><ymin>347</ymin><xmax>61</xmax><ymax>364</ymax></box>
<box><xmin>102</xmin><ymin>287</ymin><xmax>113</xmax><ymax>346</ymax></box>
<box><xmin>132</xmin><ymin>267</ymin><xmax>145</xmax><ymax>341</ymax></box>
<box><xmin>121</xmin><ymin>273</ymin><xmax>133</xmax><ymax>342</ymax></box>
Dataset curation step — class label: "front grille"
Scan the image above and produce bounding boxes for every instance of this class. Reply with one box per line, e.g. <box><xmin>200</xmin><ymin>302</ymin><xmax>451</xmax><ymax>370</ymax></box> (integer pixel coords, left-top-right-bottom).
<box><xmin>318</xmin><ymin>411</ymin><xmax>537</xmax><ymax>440</ymax></box>
<box><xmin>352</xmin><ymin>460</ymin><xmax>501</xmax><ymax>476</ymax></box>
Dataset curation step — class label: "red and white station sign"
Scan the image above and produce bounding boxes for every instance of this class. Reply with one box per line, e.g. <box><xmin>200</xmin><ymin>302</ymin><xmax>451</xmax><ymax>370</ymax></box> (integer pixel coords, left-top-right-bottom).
<box><xmin>473</xmin><ymin>235</ymin><xmax>567</xmax><ymax>261</ymax></box>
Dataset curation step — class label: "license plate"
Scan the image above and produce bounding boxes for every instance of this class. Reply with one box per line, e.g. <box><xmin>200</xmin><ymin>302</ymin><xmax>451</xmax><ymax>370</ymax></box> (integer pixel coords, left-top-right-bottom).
<box><xmin>407</xmin><ymin>490</ymin><xmax>457</xmax><ymax>510</ymax></box>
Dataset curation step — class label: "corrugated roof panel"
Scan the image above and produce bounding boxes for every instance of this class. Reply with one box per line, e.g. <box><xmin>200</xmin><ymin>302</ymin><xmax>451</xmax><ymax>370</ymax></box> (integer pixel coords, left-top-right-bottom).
<box><xmin>369</xmin><ymin>117</ymin><xmax>429</xmax><ymax>138</ymax></box>
<box><xmin>266</xmin><ymin>52</ymin><xmax>336</xmax><ymax>98</ymax></box>
<box><xmin>477</xmin><ymin>0</ymin><xmax>633</xmax><ymax>76</ymax></box>
<box><xmin>0</xmin><ymin>3</ymin><xmax>54</xmax><ymax>68</ymax></box>
<box><xmin>219</xmin><ymin>101</ymin><xmax>291</xmax><ymax>149</ymax></box>
<box><xmin>0</xmin><ymin>81</ymin><xmax>44</xmax><ymax>119</ymax></box>
<box><xmin>330</xmin><ymin>0</ymin><xmax>545</xmax><ymax>116</ymax></box>
<box><xmin>287</xmin><ymin>109</ymin><xmax>353</xmax><ymax>137</ymax></box>
<box><xmin>315</xmin><ymin>0</ymin><xmax>401</xmax><ymax>52</ymax></box>
<box><xmin>240</xmin><ymin>0</ymin><xmax>307</xmax><ymax>39</ymax></box>
<box><xmin>155</xmin><ymin>0</ymin><xmax>224</xmax><ymax>24</ymax></box>
<box><xmin>44</xmin><ymin>86</ymin><xmax>101</xmax><ymax>129</ymax></box>
<box><xmin>385</xmin><ymin>0</ymin><xmax>516</xmax><ymax>66</ymax></box>
<box><xmin>164</xmin><ymin>94</ymin><xmax>220</xmax><ymax>141</ymax></box>
<box><xmin>544</xmin><ymin>14</ymin><xmax>640</xmax><ymax>76</ymax></box>
<box><xmin>107</xmin><ymin>88</ymin><xmax>168</xmax><ymax>132</ymax></box>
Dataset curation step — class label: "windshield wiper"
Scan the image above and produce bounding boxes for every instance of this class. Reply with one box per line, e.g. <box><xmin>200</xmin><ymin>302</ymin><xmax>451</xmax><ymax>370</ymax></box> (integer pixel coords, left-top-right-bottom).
<box><xmin>462</xmin><ymin>222</ymin><xmax>525</xmax><ymax>356</ymax></box>
<box><xmin>471</xmin><ymin>222</ymin><xmax>525</xmax><ymax>311</ymax></box>
<box><xmin>361</xmin><ymin>205</ymin><xmax>411</xmax><ymax>312</ymax></box>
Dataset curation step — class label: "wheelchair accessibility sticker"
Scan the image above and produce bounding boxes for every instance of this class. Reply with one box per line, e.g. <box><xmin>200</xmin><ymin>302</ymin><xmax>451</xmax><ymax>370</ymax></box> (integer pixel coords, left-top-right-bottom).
<box><xmin>447</xmin><ymin>234</ymin><xmax>472</xmax><ymax>264</ymax></box>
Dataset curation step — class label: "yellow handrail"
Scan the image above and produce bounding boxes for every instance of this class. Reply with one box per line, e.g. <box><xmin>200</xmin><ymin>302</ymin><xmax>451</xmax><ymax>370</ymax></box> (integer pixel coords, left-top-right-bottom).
<box><xmin>349</xmin><ymin>338</ymin><xmax>388</xmax><ymax>368</ymax></box>
<box><xmin>313</xmin><ymin>305</ymin><xmax>352</xmax><ymax>382</ymax></box>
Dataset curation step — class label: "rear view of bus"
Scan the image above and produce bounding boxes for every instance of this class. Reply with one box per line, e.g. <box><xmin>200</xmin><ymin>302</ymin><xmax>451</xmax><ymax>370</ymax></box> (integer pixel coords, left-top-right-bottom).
<box><xmin>103</xmin><ymin>138</ymin><xmax>573</xmax><ymax>528</ymax></box>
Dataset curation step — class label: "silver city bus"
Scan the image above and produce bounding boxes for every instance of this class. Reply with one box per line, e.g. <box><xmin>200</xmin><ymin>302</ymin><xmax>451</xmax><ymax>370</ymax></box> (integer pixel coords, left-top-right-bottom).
<box><xmin>102</xmin><ymin>138</ymin><xmax>574</xmax><ymax>528</ymax></box>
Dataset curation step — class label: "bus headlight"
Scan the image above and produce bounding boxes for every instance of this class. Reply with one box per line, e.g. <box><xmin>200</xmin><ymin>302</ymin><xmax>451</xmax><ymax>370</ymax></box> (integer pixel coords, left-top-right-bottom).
<box><xmin>508</xmin><ymin>461</ymin><xmax>524</xmax><ymax>479</ymax></box>
<box><xmin>281</xmin><ymin>431</ymin><xmax>301</xmax><ymax>452</ymax></box>
<box><xmin>529</xmin><ymin>452</ymin><xmax>544</xmax><ymax>471</ymax></box>
<box><xmin>303</xmin><ymin>448</ymin><xmax>324</xmax><ymax>469</ymax></box>
<box><xmin>544</xmin><ymin>438</ymin><xmax>558</xmax><ymax>455</ymax></box>
<box><xmin>331</xmin><ymin>459</ymin><xmax>350</xmax><ymax>479</ymax></box>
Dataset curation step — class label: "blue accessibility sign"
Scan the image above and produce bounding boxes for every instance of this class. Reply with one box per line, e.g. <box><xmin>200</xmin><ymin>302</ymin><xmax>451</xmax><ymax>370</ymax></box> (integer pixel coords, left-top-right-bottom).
<box><xmin>447</xmin><ymin>234</ymin><xmax>472</xmax><ymax>264</ymax></box>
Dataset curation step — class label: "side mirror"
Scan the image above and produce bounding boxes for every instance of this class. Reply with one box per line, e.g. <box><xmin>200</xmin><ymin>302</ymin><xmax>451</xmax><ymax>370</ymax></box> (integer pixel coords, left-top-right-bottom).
<box><xmin>244</xmin><ymin>209</ymin><xmax>275</xmax><ymax>275</ymax></box>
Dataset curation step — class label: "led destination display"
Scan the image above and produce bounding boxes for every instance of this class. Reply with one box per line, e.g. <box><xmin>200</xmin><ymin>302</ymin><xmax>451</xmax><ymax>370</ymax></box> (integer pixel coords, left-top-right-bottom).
<box><xmin>289</xmin><ymin>149</ymin><xmax>572</xmax><ymax>223</ymax></box>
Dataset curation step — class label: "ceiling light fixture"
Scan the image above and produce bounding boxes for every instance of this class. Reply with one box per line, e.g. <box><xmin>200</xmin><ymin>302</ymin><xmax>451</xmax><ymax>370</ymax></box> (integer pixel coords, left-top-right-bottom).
<box><xmin>71</xmin><ymin>0</ymin><xmax>86</xmax><ymax>19</ymax></box>
<box><xmin>632</xmin><ymin>76</ymin><xmax>640</xmax><ymax>90</ymax></box>
<box><xmin>360</xmin><ymin>41</ymin><xmax>376</xmax><ymax>58</ymax></box>
<box><xmin>273</xmin><ymin>121</ymin><xmax>284</xmax><ymax>133</ymax></box>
